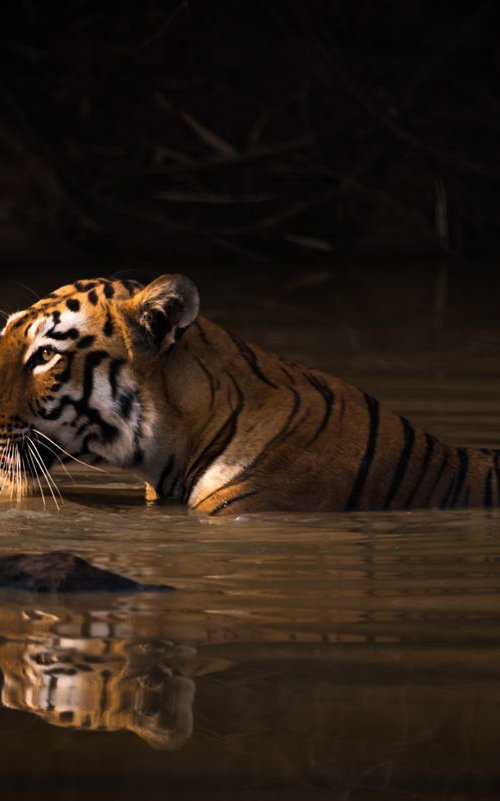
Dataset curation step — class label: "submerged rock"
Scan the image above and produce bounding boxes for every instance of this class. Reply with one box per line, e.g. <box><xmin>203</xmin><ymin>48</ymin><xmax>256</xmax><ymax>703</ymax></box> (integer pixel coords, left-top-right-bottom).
<box><xmin>0</xmin><ymin>551</ymin><xmax>173</xmax><ymax>593</ymax></box>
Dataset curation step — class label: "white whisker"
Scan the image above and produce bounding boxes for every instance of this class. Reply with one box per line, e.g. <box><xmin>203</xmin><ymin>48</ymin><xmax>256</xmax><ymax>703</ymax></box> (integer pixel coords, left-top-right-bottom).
<box><xmin>32</xmin><ymin>429</ymin><xmax>108</xmax><ymax>474</ymax></box>
<box><xmin>27</xmin><ymin>441</ymin><xmax>62</xmax><ymax>511</ymax></box>
<box><xmin>15</xmin><ymin>443</ymin><xmax>21</xmax><ymax>503</ymax></box>
<box><xmin>18</xmin><ymin>445</ymin><xmax>25</xmax><ymax>503</ymax></box>
<box><xmin>32</xmin><ymin>436</ymin><xmax>75</xmax><ymax>484</ymax></box>
<box><xmin>0</xmin><ymin>439</ymin><xmax>10</xmax><ymax>495</ymax></box>
<box><xmin>30</xmin><ymin>440</ymin><xmax>63</xmax><ymax>502</ymax></box>
<box><xmin>17</xmin><ymin>442</ymin><xmax>27</xmax><ymax>503</ymax></box>
<box><xmin>24</xmin><ymin>444</ymin><xmax>46</xmax><ymax>509</ymax></box>
<box><xmin>28</xmin><ymin>441</ymin><xmax>61</xmax><ymax>510</ymax></box>
<box><xmin>7</xmin><ymin>439</ymin><xmax>15</xmax><ymax>493</ymax></box>
<box><xmin>3</xmin><ymin>439</ymin><xmax>14</xmax><ymax>497</ymax></box>
<box><xmin>28</xmin><ymin>449</ymin><xmax>46</xmax><ymax>508</ymax></box>
<box><xmin>8</xmin><ymin>441</ymin><xmax>15</xmax><ymax>501</ymax></box>
<box><xmin>12</xmin><ymin>442</ymin><xmax>19</xmax><ymax>503</ymax></box>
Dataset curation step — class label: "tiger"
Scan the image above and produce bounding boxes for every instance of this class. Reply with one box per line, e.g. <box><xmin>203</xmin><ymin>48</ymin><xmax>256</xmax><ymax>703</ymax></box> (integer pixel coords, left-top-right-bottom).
<box><xmin>0</xmin><ymin>270</ymin><xmax>498</xmax><ymax>514</ymax></box>
<box><xmin>0</xmin><ymin>604</ymin><xmax>199</xmax><ymax>750</ymax></box>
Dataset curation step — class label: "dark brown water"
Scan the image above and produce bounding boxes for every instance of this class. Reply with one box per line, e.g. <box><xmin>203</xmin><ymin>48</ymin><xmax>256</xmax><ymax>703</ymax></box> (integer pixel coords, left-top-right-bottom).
<box><xmin>1</xmin><ymin>262</ymin><xmax>500</xmax><ymax>800</ymax></box>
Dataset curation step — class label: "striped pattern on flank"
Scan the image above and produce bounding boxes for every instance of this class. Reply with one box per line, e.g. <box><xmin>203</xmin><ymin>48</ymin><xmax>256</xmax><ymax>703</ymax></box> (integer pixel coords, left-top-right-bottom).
<box><xmin>303</xmin><ymin>372</ymin><xmax>334</xmax><ymax>444</ymax></box>
<box><xmin>191</xmin><ymin>385</ymin><xmax>302</xmax><ymax>511</ymax></box>
<box><xmin>422</xmin><ymin>451</ymin><xmax>449</xmax><ymax>507</ymax></box>
<box><xmin>344</xmin><ymin>393</ymin><xmax>379</xmax><ymax>511</ymax></box>
<box><xmin>227</xmin><ymin>332</ymin><xmax>278</xmax><ymax>389</ymax></box>
<box><xmin>448</xmin><ymin>447</ymin><xmax>469</xmax><ymax>508</ymax></box>
<box><xmin>403</xmin><ymin>432</ymin><xmax>436</xmax><ymax>509</ymax></box>
<box><xmin>183</xmin><ymin>377</ymin><xmax>244</xmax><ymax>502</ymax></box>
<box><xmin>382</xmin><ymin>416</ymin><xmax>415</xmax><ymax>510</ymax></box>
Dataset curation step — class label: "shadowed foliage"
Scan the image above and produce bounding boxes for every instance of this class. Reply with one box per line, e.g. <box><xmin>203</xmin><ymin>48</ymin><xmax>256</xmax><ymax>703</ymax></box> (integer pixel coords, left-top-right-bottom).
<box><xmin>0</xmin><ymin>1</ymin><xmax>499</xmax><ymax>261</ymax></box>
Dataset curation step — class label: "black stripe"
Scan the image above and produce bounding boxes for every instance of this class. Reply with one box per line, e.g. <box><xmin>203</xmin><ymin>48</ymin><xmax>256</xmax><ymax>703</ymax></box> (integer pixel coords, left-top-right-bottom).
<box><xmin>103</xmin><ymin>309</ymin><xmax>114</xmax><ymax>337</ymax></box>
<box><xmin>192</xmin><ymin>355</ymin><xmax>218</xmax><ymax>411</ymax></box>
<box><xmin>439</xmin><ymin>449</ymin><xmax>468</xmax><ymax>509</ymax></box>
<box><xmin>194</xmin><ymin>320</ymin><xmax>210</xmax><ymax>346</ymax></box>
<box><xmin>382</xmin><ymin>417</ymin><xmax>415</xmax><ymax>510</ymax></box>
<box><xmin>132</xmin><ymin>409</ymin><xmax>144</xmax><ymax>466</ymax></box>
<box><xmin>304</xmin><ymin>372</ymin><xmax>334</xmax><ymax>443</ymax></box>
<box><xmin>404</xmin><ymin>432</ymin><xmax>436</xmax><ymax>509</ymax></box>
<box><xmin>19</xmin><ymin>314</ymin><xmax>39</xmax><ymax>333</ymax></box>
<box><xmin>46</xmin><ymin>327</ymin><xmax>79</xmax><ymax>341</ymax></box>
<box><xmin>118</xmin><ymin>392</ymin><xmax>134</xmax><ymax>419</ymax></box>
<box><xmin>133</xmin><ymin>447</ymin><xmax>144</xmax><ymax>465</ymax></box>
<box><xmin>55</xmin><ymin>350</ymin><xmax>75</xmax><ymax>383</ymax></box>
<box><xmin>77</xmin><ymin>335</ymin><xmax>95</xmax><ymax>349</ymax></box>
<box><xmin>192</xmin><ymin>386</ymin><xmax>302</xmax><ymax>510</ymax></box>
<box><xmin>81</xmin><ymin>407</ymin><xmax>119</xmax><ymax>445</ymax></box>
<box><xmin>82</xmin><ymin>350</ymin><xmax>107</xmax><ymax>402</ymax></box>
<box><xmin>74</xmin><ymin>280</ymin><xmax>86</xmax><ymax>292</ymax></box>
<box><xmin>76</xmin><ymin>420</ymin><xmax>89</xmax><ymax>437</ymax></box>
<box><xmin>209</xmin><ymin>490</ymin><xmax>259</xmax><ymax>516</ymax></box>
<box><xmin>104</xmin><ymin>283</ymin><xmax>115</xmax><ymax>299</ymax></box>
<box><xmin>345</xmin><ymin>393</ymin><xmax>379</xmax><ymax>511</ymax></box>
<box><xmin>99</xmin><ymin>671</ymin><xmax>111</xmax><ymax>715</ymax></box>
<box><xmin>439</xmin><ymin>474</ymin><xmax>456</xmax><ymax>509</ymax></box>
<box><xmin>40</xmin><ymin>349</ymin><xmax>118</xmax><ymax>441</ymax></box>
<box><xmin>449</xmin><ymin>447</ymin><xmax>469</xmax><ymax>508</ymax></box>
<box><xmin>155</xmin><ymin>455</ymin><xmax>175</xmax><ymax>495</ymax></box>
<box><xmin>87</xmin><ymin>289</ymin><xmax>98</xmax><ymax>305</ymax></box>
<box><xmin>484</xmin><ymin>466</ymin><xmax>494</xmax><ymax>507</ymax></box>
<box><xmin>493</xmin><ymin>451</ymin><xmax>500</xmax><ymax>504</ymax></box>
<box><xmin>423</xmin><ymin>451</ymin><xmax>449</xmax><ymax>507</ymax></box>
<box><xmin>121</xmin><ymin>279</ymin><xmax>135</xmax><ymax>296</ymax></box>
<box><xmin>39</xmin><ymin>396</ymin><xmax>72</xmax><ymax>420</ymax></box>
<box><xmin>183</xmin><ymin>377</ymin><xmax>244</xmax><ymax>502</ymax></box>
<box><xmin>279</xmin><ymin>365</ymin><xmax>296</xmax><ymax>384</ymax></box>
<box><xmin>108</xmin><ymin>358</ymin><xmax>125</xmax><ymax>399</ymax></box>
<box><xmin>66</xmin><ymin>298</ymin><xmax>80</xmax><ymax>312</ymax></box>
<box><xmin>227</xmin><ymin>332</ymin><xmax>277</xmax><ymax>389</ymax></box>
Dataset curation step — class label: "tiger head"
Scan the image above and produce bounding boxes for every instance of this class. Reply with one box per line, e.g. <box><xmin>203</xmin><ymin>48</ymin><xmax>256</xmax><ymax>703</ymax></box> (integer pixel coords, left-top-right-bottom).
<box><xmin>0</xmin><ymin>272</ymin><xmax>200</xmax><ymax>499</ymax></box>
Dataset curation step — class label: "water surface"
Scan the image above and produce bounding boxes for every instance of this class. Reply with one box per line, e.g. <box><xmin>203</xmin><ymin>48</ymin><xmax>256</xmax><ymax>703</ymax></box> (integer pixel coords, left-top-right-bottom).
<box><xmin>1</xmin><ymin>262</ymin><xmax>500</xmax><ymax>800</ymax></box>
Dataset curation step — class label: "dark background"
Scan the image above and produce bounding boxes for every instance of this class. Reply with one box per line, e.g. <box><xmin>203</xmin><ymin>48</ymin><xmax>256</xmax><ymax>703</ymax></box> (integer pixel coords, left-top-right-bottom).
<box><xmin>0</xmin><ymin>0</ymin><xmax>499</xmax><ymax>268</ymax></box>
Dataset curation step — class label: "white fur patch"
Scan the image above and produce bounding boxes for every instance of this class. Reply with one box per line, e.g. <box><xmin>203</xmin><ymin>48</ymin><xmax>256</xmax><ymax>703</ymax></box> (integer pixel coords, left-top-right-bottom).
<box><xmin>32</xmin><ymin>353</ymin><xmax>62</xmax><ymax>375</ymax></box>
<box><xmin>189</xmin><ymin>459</ymin><xmax>246</xmax><ymax>506</ymax></box>
<box><xmin>23</xmin><ymin>311</ymin><xmax>82</xmax><ymax>364</ymax></box>
<box><xmin>23</xmin><ymin>318</ymin><xmax>52</xmax><ymax>363</ymax></box>
<box><xmin>1</xmin><ymin>309</ymin><xmax>26</xmax><ymax>335</ymax></box>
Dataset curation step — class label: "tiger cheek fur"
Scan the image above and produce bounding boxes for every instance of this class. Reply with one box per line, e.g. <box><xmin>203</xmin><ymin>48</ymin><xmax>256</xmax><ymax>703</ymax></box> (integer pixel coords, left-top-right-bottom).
<box><xmin>0</xmin><ymin>270</ymin><xmax>498</xmax><ymax>514</ymax></box>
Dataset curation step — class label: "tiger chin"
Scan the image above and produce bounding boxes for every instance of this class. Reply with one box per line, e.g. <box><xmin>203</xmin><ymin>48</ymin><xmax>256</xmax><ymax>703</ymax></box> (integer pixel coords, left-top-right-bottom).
<box><xmin>0</xmin><ymin>270</ymin><xmax>497</xmax><ymax>515</ymax></box>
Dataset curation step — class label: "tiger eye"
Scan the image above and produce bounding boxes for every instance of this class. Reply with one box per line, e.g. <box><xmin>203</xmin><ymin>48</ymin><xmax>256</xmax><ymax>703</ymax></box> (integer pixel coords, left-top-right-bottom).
<box><xmin>40</xmin><ymin>348</ymin><xmax>54</xmax><ymax>362</ymax></box>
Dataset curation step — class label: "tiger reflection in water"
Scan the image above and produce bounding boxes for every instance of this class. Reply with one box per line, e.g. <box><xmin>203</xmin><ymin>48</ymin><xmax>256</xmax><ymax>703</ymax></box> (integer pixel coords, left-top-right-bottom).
<box><xmin>0</xmin><ymin>606</ymin><xmax>229</xmax><ymax>750</ymax></box>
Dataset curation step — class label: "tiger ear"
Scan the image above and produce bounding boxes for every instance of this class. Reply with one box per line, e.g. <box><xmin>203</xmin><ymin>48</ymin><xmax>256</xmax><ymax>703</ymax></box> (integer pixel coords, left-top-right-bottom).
<box><xmin>121</xmin><ymin>274</ymin><xmax>199</xmax><ymax>355</ymax></box>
